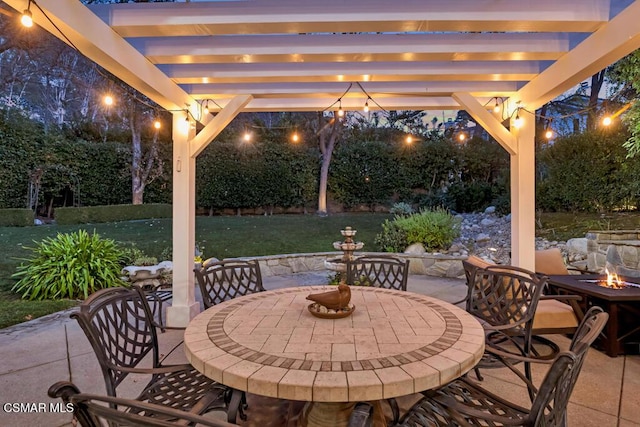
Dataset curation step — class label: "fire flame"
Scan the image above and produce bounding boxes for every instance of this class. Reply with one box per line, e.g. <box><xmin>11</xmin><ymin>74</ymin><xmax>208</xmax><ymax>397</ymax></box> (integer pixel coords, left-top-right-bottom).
<box><xmin>603</xmin><ymin>267</ymin><xmax>625</xmax><ymax>289</ymax></box>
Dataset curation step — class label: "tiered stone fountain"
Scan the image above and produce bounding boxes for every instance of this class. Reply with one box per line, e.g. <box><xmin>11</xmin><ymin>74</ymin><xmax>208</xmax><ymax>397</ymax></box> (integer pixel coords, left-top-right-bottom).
<box><xmin>324</xmin><ymin>226</ymin><xmax>364</xmax><ymax>273</ymax></box>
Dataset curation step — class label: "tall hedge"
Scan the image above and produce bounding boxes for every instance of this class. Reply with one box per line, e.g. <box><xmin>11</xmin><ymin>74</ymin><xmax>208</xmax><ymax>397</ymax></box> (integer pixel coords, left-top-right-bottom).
<box><xmin>0</xmin><ymin>110</ymin><xmax>44</xmax><ymax>208</ymax></box>
<box><xmin>196</xmin><ymin>132</ymin><xmax>318</xmax><ymax>213</ymax></box>
<box><xmin>537</xmin><ymin>129</ymin><xmax>640</xmax><ymax>212</ymax></box>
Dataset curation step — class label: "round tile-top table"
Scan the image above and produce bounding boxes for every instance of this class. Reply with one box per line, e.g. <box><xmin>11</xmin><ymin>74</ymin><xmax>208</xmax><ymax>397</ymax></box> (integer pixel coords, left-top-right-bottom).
<box><xmin>184</xmin><ymin>286</ymin><xmax>484</xmax><ymax>426</ymax></box>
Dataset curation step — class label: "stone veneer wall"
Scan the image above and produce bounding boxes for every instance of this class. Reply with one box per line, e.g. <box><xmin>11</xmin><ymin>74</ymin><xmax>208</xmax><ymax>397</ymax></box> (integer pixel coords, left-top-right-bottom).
<box><xmin>586</xmin><ymin>230</ymin><xmax>640</xmax><ymax>271</ymax></box>
<box><xmin>241</xmin><ymin>251</ymin><xmax>466</xmax><ymax>279</ymax></box>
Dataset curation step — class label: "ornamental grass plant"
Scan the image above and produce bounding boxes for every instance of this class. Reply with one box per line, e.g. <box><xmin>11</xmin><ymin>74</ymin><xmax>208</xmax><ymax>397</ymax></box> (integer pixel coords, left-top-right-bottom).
<box><xmin>12</xmin><ymin>230</ymin><xmax>127</xmax><ymax>300</ymax></box>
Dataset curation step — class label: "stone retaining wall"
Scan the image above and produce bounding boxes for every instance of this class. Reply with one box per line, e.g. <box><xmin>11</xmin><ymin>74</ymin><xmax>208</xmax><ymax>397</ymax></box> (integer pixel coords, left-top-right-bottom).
<box><xmin>586</xmin><ymin>230</ymin><xmax>640</xmax><ymax>272</ymax></box>
<box><xmin>242</xmin><ymin>252</ymin><xmax>466</xmax><ymax>279</ymax></box>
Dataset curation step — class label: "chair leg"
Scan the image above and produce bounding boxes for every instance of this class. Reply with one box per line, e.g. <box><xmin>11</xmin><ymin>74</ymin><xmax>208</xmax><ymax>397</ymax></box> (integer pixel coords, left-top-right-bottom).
<box><xmin>474</xmin><ymin>366</ymin><xmax>484</xmax><ymax>381</ymax></box>
<box><xmin>387</xmin><ymin>398</ymin><xmax>399</xmax><ymax>426</ymax></box>
<box><xmin>226</xmin><ymin>389</ymin><xmax>247</xmax><ymax>423</ymax></box>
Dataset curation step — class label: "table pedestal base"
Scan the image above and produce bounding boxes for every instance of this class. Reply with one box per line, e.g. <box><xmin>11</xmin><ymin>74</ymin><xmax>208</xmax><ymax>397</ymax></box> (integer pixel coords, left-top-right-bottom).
<box><xmin>299</xmin><ymin>401</ymin><xmax>386</xmax><ymax>427</ymax></box>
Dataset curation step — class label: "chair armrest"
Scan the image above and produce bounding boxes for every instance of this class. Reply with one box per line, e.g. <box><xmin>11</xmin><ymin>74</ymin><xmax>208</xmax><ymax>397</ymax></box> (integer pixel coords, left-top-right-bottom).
<box><xmin>451</xmin><ymin>296</ymin><xmax>468</xmax><ymax>306</ymax></box>
<box><xmin>106</xmin><ymin>362</ymin><xmax>195</xmax><ymax>375</ymax></box>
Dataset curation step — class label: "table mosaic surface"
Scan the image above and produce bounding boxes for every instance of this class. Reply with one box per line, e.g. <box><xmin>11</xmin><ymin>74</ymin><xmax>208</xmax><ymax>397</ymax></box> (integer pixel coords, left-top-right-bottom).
<box><xmin>184</xmin><ymin>286</ymin><xmax>484</xmax><ymax>402</ymax></box>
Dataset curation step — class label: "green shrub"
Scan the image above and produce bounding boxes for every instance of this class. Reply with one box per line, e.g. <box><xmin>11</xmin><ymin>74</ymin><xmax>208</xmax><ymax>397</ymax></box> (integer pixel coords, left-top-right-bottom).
<box><xmin>133</xmin><ymin>256</ymin><xmax>159</xmax><ymax>266</ymax></box>
<box><xmin>389</xmin><ymin>202</ymin><xmax>414</xmax><ymax>217</ymax></box>
<box><xmin>118</xmin><ymin>244</ymin><xmax>146</xmax><ymax>266</ymax></box>
<box><xmin>55</xmin><ymin>203</ymin><xmax>172</xmax><ymax>225</ymax></box>
<box><xmin>374</xmin><ymin>220</ymin><xmax>409</xmax><ymax>253</ymax></box>
<box><xmin>0</xmin><ymin>209</ymin><xmax>33</xmax><ymax>227</ymax></box>
<box><xmin>12</xmin><ymin>230</ymin><xmax>127</xmax><ymax>300</ymax></box>
<box><xmin>375</xmin><ymin>208</ymin><xmax>460</xmax><ymax>252</ymax></box>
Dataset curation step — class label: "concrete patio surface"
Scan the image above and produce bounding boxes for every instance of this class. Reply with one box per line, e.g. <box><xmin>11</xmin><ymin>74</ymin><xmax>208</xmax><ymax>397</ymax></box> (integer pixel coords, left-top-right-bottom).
<box><xmin>0</xmin><ymin>272</ymin><xmax>638</xmax><ymax>426</ymax></box>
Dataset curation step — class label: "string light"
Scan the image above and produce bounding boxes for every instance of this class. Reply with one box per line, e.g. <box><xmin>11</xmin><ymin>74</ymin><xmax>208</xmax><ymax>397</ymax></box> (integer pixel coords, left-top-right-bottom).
<box><xmin>242</xmin><ymin>130</ymin><xmax>252</xmax><ymax>142</ymax></box>
<box><xmin>337</xmin><ymin>99</ymin><xmax>344</xmax><ymax>118</ymax></box>
<box><xmin>513</xmin><ymin>108</ymin><xmax>524</xmax><ymax>129</ymax></box>
<box><xmin>405</xmin><ymin>135</ymin><xmax>413</xmax><ymax>144</ymax></box>
<box><xmin>178</xmin><ymin>116</ymin><xmax>190</xmax><ymax>134</ymax></box>
<box><xmin>21</xmin><ymin>0</ymin><xmax>33</xmax><ymax>27</ymax></box>
<box><xmin>291</xmin><ymin>131</ymin><xmax>300</xmax><ymax>143</ymax></box>
<box><xmin>544</xmin><ymin>128</ymin><xmax>553</xmax><ymax>139</ymax></box>
<box><xmin>103</xmin><ymin>95</ymin><xmax>114</xmax><ymax>106</ymax></box>
<box><xmin>153</xmin><ymin>120</ymin><xmax>161</xmax><ymax>130</ymax></box>
<box><xmin>203</xmin><ymin>101</ymin><xmax>210</xmax><ymax>115</ymax></box>
<box><xmin>493</xmin><ymin>98</ymin><xmax>500</xmax><ymax>114</ymax></box>
<box><xmin>323</xmin><ymin>83</ymin><xmax>387</xmax><ymax>118</ymax></box>
<box><xmin>458</xmin><ymin>132</ymin><xmax>466</xmax><ymax>142</ymax></box>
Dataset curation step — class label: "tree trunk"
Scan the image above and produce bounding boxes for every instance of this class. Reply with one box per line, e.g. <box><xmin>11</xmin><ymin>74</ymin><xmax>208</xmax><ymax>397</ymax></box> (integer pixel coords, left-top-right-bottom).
<box><xmin>130</xmin><ymin>108</ymin><xmax>144</xmax><ymax>205</ymax></box>
<box><xmin>587</xmin><ymin>70</ymin><xmax>606</xmax><ymax>131</ymax></box>
<box><xmin>317</xmin><ymin>113</ymin><xmax>340</xmax><ymax>216</ymax></box>
<box><xmin>317</xmin><ymin>154</ymin><xmax>331</xmax><ymax>215</ymax></box>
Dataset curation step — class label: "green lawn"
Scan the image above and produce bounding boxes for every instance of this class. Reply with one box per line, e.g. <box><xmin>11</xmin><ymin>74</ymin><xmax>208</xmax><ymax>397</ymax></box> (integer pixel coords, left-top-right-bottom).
<box><xmin>1</xmin><ymin>210</ymin><xmax>639</xmax><ymax>329</ymax></box>
<box><xmin>0</xmin><ymin>213</ymin><xmax>391</xmax><ymax>328</ymax></box>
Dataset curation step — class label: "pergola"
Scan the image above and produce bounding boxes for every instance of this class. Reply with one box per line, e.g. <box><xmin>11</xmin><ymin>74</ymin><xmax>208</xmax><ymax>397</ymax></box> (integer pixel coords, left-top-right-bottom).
<box><xmin>4</xmin><ymin>0</ymin><xmax>640</xmax><ymax>326</ymax></box>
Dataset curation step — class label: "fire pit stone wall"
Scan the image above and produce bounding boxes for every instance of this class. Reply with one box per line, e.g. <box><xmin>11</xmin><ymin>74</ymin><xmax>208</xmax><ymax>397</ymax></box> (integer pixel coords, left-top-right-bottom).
<box><xmin>586</xmin><ymin>230</ymin><xmax>640</xmax><ymax>276</ymax></box>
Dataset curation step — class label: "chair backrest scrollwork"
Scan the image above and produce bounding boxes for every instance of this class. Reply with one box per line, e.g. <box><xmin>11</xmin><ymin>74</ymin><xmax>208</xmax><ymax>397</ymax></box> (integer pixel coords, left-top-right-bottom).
<box><xmin>346</xmin><ymin>255</ymin><xmax>409</xmax><ymax>291</ymax></box>
<box><xmin>194</xmin><ymin>259</ymin><xmax>265</xmax><ymax>308</ymax></box>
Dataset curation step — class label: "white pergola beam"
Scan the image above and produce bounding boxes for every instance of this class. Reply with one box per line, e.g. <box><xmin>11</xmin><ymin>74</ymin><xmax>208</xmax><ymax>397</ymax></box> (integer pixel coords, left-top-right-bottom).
<box><xmin>190</xmin><ymin>95</ymin><xmax>253</xmax><ymax>158</ymax></box>
<box><xmin>176</xmin><ymin>74</ymin><xmax>536</xmax><ymax>85</ymax></box>
<box><xmin>160</xmin><ymin>61</ymin><xmax>544</xmax><ymax>80</ymax></box>
<box><xmin>206</xmin><ymin>96</ymin><xmax>490</xmax><ymax>112</ymax></box>
<box><xmin>91</xmin><ymin>0</ymin><xmax>608</xmax><ymax>37</ymax></box>
<box><xmin>131</xmin><ymin>33</ymin><xmax>570</xmax><ymax>64</ymax></box>
<box><xmin>515</xmin><ymin>0</ymin><xmax>640</xmax><ymax>110</ymax></box>
<box><xmin>185</xmin><ymin>81</ymin><xmax>521</xmax><ymax>98</ymax></box>
<box><xmin>453</xmin><ymin>92</ymin><xmax>517</xmax><ymax>155</ymax></box>
<box><xmin>1</xmin><ymin>0</ymin><xmax>193</xmax><ymax>112</ymax></box>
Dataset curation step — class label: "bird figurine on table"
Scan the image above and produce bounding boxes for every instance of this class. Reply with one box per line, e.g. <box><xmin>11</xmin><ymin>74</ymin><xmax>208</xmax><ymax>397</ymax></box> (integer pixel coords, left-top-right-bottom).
<box><xmin>306</xmin><ymin>284</ymin><xmax>351</xmax><ymax>310</ymax></box>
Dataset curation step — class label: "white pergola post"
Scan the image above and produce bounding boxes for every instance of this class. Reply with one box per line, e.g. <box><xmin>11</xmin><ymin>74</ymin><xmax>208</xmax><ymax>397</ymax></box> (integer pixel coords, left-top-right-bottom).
<box><xmin>509</xmin><ymin>111</ymin><xmax>536</xmax><ymax>271</ymax></box>
<box><xmin>166</xmin><ymin>112</ymin><xmax>198</xmax><ymax>327</ymax></box>
<box><xmin>166</xmin><ymin>95</ymin><xmax>253</xmax><ymax>327</ymax></box>
<box><xmin>453</xmin><ymin>92</ymin><xmax>536</xmax><ymax>269</ymax></box>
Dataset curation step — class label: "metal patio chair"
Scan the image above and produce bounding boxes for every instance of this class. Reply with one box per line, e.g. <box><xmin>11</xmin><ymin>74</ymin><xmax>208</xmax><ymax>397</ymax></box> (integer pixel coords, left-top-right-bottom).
<box><xmin>194</xmin><ymin>259</ymin><xmax>265</xmax><ymax>309</ymax></box>
<box><xmin>394</xmin><ymin>306</ymin><xmax>608</xmax><ymax>427</ymax></box>
<box><xmin>346</xmin><ymin>255</ymin><xmax>409</xmax><ymax>290</ymax></box>
<box><xmin>71</xmin><ymin>286</ymin><xmax>243</xmax><ymax>423</ymax></box>
<box><xmin>49</xmin><ymin>381</ymin><xmax>238</xmax><ymax>427</ymax></box>
<box><xmin>460</xmin><ymin>260</ymin><xmax>557</xmax><ymax>387</ymax></box>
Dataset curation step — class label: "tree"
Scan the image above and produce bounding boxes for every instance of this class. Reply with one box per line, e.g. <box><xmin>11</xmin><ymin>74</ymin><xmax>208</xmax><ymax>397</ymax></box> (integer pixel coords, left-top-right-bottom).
<box><xmin>316</xmin><ymin>112</ymin><xmax>342</xmax><ymax>215</ymax></box>
<box><xmin>607</xmin><ymin>49</ymin><xmax>640</xmax><ymax>156</ymax></box>
<box><xmin>586</xmin><ymin>70</ymin><xmax>606</xmax><ymax>131</ymax></box>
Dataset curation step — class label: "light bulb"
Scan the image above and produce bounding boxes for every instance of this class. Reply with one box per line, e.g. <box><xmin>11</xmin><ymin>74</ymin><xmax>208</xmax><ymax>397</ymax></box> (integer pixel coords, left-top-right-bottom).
<box><xmin>458</xmin><ymin>133</ymin><xmax>466</xmax><ymax>142</ymax></box>
<box><xmin>405</xmin><ymin>135</ymin><xmax>413</xmax><ymax>144</ymax></box>
<box><xmin>178</xmin><ymin>117</ymin><xmax>190</xmax><ymax>134</ymax></box>
<box><xmin>243</xmin><ymin>131</ymin><xmax>251</xmax><ymax>142</ymax></box>
<box><xmin>153</xmin><ymin>120</ymin><xmax>161</xmax><ymax>130</ymax></box>
<box><xmin>21</xmin><ymin>9</ymin><xmax>33</xmax><ymax>27</ymax></box>
<box><xmin>363</xmin><ymin>100</ymin><xmax>369</xmax><ymax>113</ymax></box>
<box><xmin>104</xmin><ymin>95</ymin><xmax>114</xmax><ymax>106</ymax></box>
<box><xmin>338</xmin><ymin>107</ymin><xmax>344</xmax><ymax>118</ymax></box>
<box><xmin>544</xmin><ymin>129</ymin><xmax>553</xmax><ymax>139</ymax></box>
<box><xmin>493</xmin><ymin>102</ymin><xmax>500</xmax><ymax>113</ymax></box>
<box><xmin>292</xmin><ymin>132</ymin><xmax>299</xmax><ymax>142</ymax></box>
<box><xmin>602</xmin><ymin>116</ymin><xmax>612</xmax><ymax>126</ymax></box>
<box><xmin>204</xmin><ymin>105</ymin><xmax>209</xmax><ymax>115</ymax></box>
<box><xmin>513</xmin><ymin>113</ymin><xmax>523</xmax><ymax>129</ymax></box>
